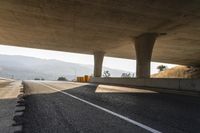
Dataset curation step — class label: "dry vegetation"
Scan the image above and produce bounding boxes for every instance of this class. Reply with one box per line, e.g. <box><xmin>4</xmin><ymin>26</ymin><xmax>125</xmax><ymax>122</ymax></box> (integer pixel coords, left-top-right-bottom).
<box><xmin>152</xmin><ymin>66</ymin><xmax>200</xmax><ymax>78</ymax></box>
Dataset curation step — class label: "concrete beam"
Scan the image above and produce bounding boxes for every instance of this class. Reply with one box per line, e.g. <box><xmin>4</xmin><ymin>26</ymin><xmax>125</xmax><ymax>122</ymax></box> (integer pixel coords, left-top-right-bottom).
<box><xmin>134</xmin><ymin>33</ymin><xmax>158</xmax><ymax>78</ymax></box>
<box><xmin>94</xmin><ymin>51</ymin><xmax>105</xmax><ymax>77</ymax></box>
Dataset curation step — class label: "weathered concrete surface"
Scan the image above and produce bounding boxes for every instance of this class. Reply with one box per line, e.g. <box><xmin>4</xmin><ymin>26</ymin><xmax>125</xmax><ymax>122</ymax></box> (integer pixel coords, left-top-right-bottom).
<box><xmin>94</xmin><ymin>51</ymin><xmax>104</xmax><ymax>77</ymax></box>
<box><xmin>134</xmin><ymin>33</ymin><xmax>158</xmax><ymax>78</ymax></box>
<box><xmin>180</xmin><ymin>79</ymin><xmax>200</xmax><ymax>91</ymax></box>
<box><xmin>0</xmin><ymin>0</ymin><xmax>200</xmax><ymax>65</ymax></box>
<box><xmin>90</xmin><ymin>77</ymin><xmax>200</xmax><ymax>92</ymax></box>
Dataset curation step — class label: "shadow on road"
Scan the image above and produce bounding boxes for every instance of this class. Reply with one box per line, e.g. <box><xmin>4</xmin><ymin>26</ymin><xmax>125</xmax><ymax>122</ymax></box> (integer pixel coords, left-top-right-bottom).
<box><xmin>22</xmin><ymin>84</ymin><xmax>200</xmax><ymax>133</ymax></box>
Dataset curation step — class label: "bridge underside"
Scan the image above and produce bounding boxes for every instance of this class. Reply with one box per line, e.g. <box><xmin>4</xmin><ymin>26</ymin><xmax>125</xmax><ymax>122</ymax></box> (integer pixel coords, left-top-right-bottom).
<box><xmin>0</xmin><ymin>0</ymin><xmax>200</xmax><ymax>66</ymax></box>
<box><xmin>0</xmin><ymin>0</ymin><xmax>200</xmax><ymax>77</ymax></box>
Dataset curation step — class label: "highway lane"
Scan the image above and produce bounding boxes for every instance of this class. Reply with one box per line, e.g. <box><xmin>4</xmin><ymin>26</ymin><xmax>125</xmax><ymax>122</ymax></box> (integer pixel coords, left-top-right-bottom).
<box><xmin>23</xmin><ymin>81</ymin><xmax>200</xmax><ymax>133</ymax></box>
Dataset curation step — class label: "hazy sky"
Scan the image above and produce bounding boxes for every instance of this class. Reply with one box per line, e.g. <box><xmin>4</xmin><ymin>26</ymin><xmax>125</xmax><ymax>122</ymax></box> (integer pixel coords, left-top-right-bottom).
<box><xmin>0</xmin><ymin>44</ymin><xmax>178</xmax><ymax>74</ymax></box>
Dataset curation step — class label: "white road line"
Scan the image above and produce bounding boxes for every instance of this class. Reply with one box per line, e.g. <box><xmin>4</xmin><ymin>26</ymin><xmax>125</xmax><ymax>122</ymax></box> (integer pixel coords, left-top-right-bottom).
<box><xmin>39</xmin><ymin>82</ymin><xmax>162</xmax><ymax>133</ymax></box>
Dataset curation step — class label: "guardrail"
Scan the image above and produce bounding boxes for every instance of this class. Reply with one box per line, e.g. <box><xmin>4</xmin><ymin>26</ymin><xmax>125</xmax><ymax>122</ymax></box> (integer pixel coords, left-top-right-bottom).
<box><xmin>90</xmin><ymin>77</ymin><xmax>200</xmax><ymax>92</ymax></box>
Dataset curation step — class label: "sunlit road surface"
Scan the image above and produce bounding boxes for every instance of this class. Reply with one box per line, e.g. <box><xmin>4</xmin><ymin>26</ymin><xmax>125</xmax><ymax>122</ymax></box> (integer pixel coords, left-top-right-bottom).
<box><xmin>23</xmin><ymin>81</ymin><xmax>200</xmax><ymax>133</ymax></box>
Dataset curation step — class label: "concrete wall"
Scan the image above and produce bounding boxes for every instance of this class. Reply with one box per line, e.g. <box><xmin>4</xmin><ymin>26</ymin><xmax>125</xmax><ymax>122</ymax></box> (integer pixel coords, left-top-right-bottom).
<box><xmin>90</xmin><ymin>78</ymin><xmax>200</xmax><ymax>92</ymax></box>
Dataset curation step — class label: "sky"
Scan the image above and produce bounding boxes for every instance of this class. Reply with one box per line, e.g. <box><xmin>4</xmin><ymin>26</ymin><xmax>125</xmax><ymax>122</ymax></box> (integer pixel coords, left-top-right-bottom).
<box><xmin>0</xmin><ymin>44</ymin><xmax>178</xmax><ymax>74</ymax></box>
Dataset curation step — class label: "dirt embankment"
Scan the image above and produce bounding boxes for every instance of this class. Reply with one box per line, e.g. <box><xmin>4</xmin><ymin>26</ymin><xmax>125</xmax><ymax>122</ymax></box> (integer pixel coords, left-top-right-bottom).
<box><xmin>152</xmin><ymin>66</ymin><xmax>200</xmax><ymax>78</ymax></box>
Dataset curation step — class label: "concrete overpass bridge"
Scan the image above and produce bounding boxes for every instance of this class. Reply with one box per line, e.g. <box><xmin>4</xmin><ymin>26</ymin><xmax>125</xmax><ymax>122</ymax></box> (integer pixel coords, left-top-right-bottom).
<box><xmin>0</xmin><ymin>0</ymin><xmax>200</xmax><ymax>78</ymax></box>
<box><xmin>0</xmin><ymin>1</ymin><xmax>200</xmax><ymax>132</ymax></box>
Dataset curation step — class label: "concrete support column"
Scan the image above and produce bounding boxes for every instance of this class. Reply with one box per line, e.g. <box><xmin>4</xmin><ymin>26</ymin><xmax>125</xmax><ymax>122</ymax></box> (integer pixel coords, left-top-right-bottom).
<box><xmin>134</xmin><ymin>33</ymin><xmax>158</xmax><ymax>78</ymax></box>
<box><xmin>93</xmin><ymin>51</ymin><xmax>105</xmax><ymax>77</ymax></box>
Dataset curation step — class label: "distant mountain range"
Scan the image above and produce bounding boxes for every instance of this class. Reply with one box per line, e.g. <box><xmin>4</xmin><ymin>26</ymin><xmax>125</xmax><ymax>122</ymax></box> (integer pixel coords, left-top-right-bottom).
<box><xmin>0</xmin><ymin>54</ymin><xmax>133</xmax><ymax>80</ymax></box>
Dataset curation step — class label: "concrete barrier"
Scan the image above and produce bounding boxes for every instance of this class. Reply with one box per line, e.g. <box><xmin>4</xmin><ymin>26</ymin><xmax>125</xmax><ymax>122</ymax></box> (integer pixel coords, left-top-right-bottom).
<box><xmin>179</xmin><ymin>79</ymin><xmax>200</xmax><ymax>91</ymax></box>
<box><xmin>144</xmin><ymin>78</ymin><xmax>180</xmax><ymax>90</ymax></box>
<box><xmin>90</xmin><ymin>77</ymin><xmax>200</xmax><ymax>92</ymax></box>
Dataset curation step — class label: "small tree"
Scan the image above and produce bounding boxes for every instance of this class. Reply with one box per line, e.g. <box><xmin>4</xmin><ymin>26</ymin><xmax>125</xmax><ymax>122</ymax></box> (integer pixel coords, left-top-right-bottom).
<box><xmin>121</xmin><ymin>72</ymin><xmax>131</xmax><ymax>78</ymax></box>
<box><xmin>157</xmin><ymin>65</ymin><xmax>167</xmax><ymax>72</ymax></box>
<box><xmin>57</xmin><ymin>76</ymin><xmax>67</xmax><ymax>81</ymax></box>
<box><xmin>132</xmin><ymin>73</ymin><xmax>135</xmax><ymax>78</ymax></box>
<box><xmin>103</xmin><ymin>70</ymin><xmax>111</xmax><ymax>77</ymax></box>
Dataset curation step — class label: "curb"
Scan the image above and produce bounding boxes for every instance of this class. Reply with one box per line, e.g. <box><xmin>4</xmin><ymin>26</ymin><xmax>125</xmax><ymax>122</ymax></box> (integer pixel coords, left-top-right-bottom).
<box><xmin>13</xmin><ymin>82</ymin><xmax>26</xmax><ymax>133</ymax></box>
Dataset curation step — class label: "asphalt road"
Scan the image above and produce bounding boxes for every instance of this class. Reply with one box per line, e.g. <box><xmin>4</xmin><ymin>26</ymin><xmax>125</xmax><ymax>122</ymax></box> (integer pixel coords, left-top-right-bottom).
<box><xmin>0</xmin><ymin>80</ymin><xmax>21</xmax><ymax>133</ymax></box>
<box><xmin>22</xmin><ymin>81</ymin><xmax>200</xmax><ymax>133</ymax></box>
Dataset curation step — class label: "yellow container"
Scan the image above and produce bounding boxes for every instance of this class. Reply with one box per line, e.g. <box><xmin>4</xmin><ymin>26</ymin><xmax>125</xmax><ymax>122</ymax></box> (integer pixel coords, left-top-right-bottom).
<box><xmin>80</xmin><ymin>77</ymin><xmax>85</xmax><ymax>82</ymax></box>
<box><xmin>77</xmin><ymin>76</ymin><xmax>91</xmax><ymax>82</ymax></box>
<box><xmin>84</xmin><ymin>75</ymin><xmax>89</xmax><ymax>82</ymax></box>
<box><xmin>77</xmin><ymin>77</ymin><xmax>81</xmax><ymax>82</ymax></box>
<box><xmin>80</xmin><ymin>77</ymin><xmax>83</xmax><ymax>82</ymax></box>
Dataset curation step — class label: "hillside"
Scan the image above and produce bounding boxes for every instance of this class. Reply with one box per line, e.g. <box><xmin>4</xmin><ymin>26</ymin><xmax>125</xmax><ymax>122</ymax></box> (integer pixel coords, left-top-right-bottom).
<box><xmin>152</xmin><ymin>66</ymin><xmax>200</xmax><ymax>78</ymax></box>
<box><xmin>0</xmin><ymin>54</ymin><xmax>132</xmax><ymax>80</ymax></box>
